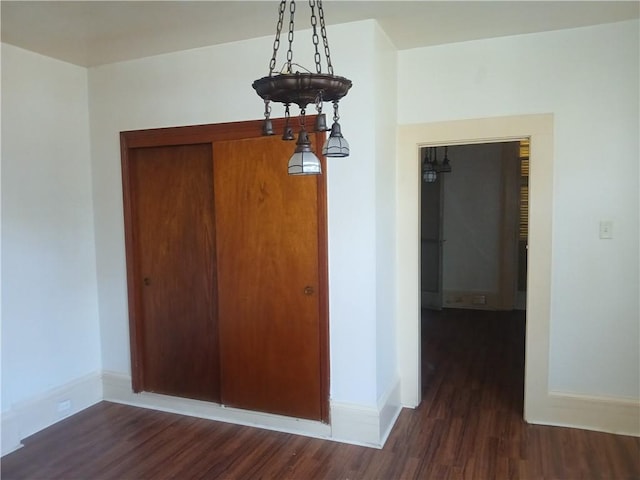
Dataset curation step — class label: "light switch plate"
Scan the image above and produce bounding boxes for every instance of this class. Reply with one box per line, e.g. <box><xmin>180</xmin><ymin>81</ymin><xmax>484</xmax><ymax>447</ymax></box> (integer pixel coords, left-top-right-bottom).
<box><xmin>599</xmin><ymin>221</ymin><xmax>613</xmax><ymax>239</ymax></box>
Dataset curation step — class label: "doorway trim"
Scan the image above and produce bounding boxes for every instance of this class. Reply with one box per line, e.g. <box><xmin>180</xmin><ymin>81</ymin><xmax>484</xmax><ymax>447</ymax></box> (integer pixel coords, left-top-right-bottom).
<box><xmin>395</xmin><ymin>114</ymin><xmax>554</xmax><ymax>425</ymax></box>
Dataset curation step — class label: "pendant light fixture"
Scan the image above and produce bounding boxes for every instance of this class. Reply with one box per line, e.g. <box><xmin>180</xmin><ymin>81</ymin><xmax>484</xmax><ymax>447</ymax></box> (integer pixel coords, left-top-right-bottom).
<box><xmin>252</xmin><ymin>0</ymin><xmax>353</xmax><ymax>175</ymax></box>
<box><xmin>288</xmin><ymin>128</ymin><xmax>322</xmax><ymax>175</ymax></box>
<box><xmin>422</xmin><ymin>150</ymin><xmax>438</xmax><ymax>183</ymax></box>
<box><xmin>422</xmin><ymin>146</ymin><xmax>453</xmax><ymax>183</ymax></box>
<box><xmin>440</xmin><ymin>146</ymin><xmax>452</xmax><ymax>173</ymax></box>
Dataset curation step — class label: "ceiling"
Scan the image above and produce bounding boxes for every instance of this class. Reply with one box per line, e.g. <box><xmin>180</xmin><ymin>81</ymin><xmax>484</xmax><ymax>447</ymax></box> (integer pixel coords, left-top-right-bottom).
<box><xmin>2</xmin><ymin>1</ymin><xmax>638</xmax><ymax>67</ymax></box>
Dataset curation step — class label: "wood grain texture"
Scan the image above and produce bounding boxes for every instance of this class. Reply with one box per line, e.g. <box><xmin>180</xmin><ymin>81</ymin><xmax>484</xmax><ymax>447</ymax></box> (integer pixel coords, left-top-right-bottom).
<box><xmin>121</xmin><ymin>118</ymin><xmax>330</xmax><ymax>420</ymax></box>
<box><xmin>214</xmin><ymin>135</ymin><xmax>324</xmax><ymax>421</ymax></box>
<box><xmin>128</xmin><ymin>144</ymin><xmax>219</xmax><ymax>402</ymax></box>
<box><xmin>4</xmin><ymin>309</ymin><xmax>638</xmax><ymax>479</ymax></box>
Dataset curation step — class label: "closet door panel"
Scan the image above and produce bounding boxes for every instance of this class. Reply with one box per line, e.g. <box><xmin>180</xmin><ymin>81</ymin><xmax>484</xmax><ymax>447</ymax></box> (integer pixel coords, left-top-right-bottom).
<box><xmin>129</xmin><ymin>143</ymin><xmax>219</xmax><ymax>402</ymax></box>
<box><xmin>214</xmin><ymin>136</ymin><xmax>323</xmax><ymax>420</ymax></box>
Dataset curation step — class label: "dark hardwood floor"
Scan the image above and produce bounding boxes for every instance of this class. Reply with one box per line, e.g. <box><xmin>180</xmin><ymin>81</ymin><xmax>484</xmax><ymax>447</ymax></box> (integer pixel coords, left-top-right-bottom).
<box><xmin>3</xmin><ymin>309</ymin><xmax>639</xmax><ymax>479</ymax></box>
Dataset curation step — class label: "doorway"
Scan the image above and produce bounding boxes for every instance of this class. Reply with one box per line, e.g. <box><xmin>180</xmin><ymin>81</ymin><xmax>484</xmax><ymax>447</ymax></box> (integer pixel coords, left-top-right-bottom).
<box><xmin>419</xmin><ymin>140</ymin><xmax>529</xmax><ymax>412</ymax></box>
<box><xmin>396</xmin><ymin>114</ymin><xmax>555</xmax><ymax>425</ymax></box>
<box><xmin>420</xmin><ymin>142</ymin><xmax>526</xmax><ymax>312</ymax></box>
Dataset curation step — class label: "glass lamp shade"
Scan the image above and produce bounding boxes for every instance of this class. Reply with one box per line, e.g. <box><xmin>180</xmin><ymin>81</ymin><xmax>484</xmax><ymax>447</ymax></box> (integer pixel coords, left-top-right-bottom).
<box><xmin>322</xmin><ymin>121</ymin><xmax>350</xmax><ymax>157</ymax></box>
<box><xmin>288</xmin><ymin>151</ymin><xmax>322</xmax><ymax>175</ymax></box>
<box><xmin>423</xmin><ymin>168</ymin><xmax>437</xmax><ymax>183</ymax></box>
<box><xmin>288</xmin><ymin>130</ymin><xmax>322</xmax><ymax>175</ymax></box>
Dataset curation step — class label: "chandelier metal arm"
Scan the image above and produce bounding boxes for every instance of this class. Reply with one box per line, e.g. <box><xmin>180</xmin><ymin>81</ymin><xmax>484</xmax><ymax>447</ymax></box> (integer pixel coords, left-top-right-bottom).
<box><xmin>252</xmin><ymin>73</ymin><xmax>351</xmax><ymax>109</ymax></box>
<box><xmin>253</xmin><ymin>0</ymin><xmax>352</xmax><ymax>172</ymax></box>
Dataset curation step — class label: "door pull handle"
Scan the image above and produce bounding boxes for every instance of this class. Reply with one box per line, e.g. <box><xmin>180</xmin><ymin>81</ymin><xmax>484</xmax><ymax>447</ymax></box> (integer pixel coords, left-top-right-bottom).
<box><xmin>303</xmin><ymin>286</ymin><xmax>314</xmax><ymax>295</ymax></box>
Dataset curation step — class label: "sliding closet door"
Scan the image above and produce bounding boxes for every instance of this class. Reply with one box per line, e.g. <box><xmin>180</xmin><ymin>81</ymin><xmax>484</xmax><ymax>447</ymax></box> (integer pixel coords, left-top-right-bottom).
<box><xmin>127</xmin><ymin>143</ymin><xmax>220</xmax><ymax>402</ymax></box>
<box><xmin>122</xmin><ymin>119</ymin><xmax>329</xmax><ymax>422</ymax></box>
<box><xmin>213</xmin><ymin>135</ymin><xmax>324</xmax><ymax>421</ymax></box>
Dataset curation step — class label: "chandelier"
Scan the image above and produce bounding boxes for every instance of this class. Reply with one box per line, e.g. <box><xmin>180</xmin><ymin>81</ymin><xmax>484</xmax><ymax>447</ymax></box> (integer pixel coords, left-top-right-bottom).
<box><xmin>422</xmin><ymin>146</ymin><xmax>452</xmax><ymax>183</ymax></box>
<box><xmin>252</xmin><ymin>0</ymin><xmax>352</xmax><ymax>175</ymax></box>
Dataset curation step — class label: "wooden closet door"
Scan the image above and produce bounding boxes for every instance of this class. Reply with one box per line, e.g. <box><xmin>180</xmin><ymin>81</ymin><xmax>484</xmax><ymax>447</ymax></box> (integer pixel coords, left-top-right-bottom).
<box><xmin>128</xmin><ymin>143</ymin><xmax>219</xmax><ymax>402</ymax></box>
<box><xmin>213</xmin><ymin>135</ymin><xmax>324</xmax><ymax>420</ymax></box>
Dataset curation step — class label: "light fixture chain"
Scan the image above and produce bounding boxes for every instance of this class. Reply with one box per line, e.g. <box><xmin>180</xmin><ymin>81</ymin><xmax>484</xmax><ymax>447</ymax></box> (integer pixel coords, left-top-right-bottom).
<box><xmin>286</xmin><ymin>0</ymin><xmax>296</xmax><ymax>73</ymax></box>
<box><xmin>269</xmin><ymin>0</ymin><xmax>287</xmax><ymax>76</ymax></box>
<box><xmin>264</xmin><ymin>99</ymin><xmax>271</xmax><ymax>119</ymax></box>
<box><xmin>309</xmin><ymin>0</ymin><xmax>322</xmax><ymax>73</ymax></box>
<box><xmin>252</xmin><ymin>0</ymin><xmax>352</xmax><ymax>169</ymax></box>
<box><xmin>317</xmin><ymin>1</ymin><xmax>334</xmax><ymax>75</ymax></box>
<box><xmin>299</xmin><ymin>107</ymin><xmax>307</xmax><ymax>128</ymax></box>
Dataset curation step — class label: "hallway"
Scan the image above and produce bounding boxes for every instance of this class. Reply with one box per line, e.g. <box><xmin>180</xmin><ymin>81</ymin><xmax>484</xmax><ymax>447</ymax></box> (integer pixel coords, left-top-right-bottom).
<box><xmin>421</xmin><ymin>308</ymin><xmax>525</xmax><ymax>417</ymax></box>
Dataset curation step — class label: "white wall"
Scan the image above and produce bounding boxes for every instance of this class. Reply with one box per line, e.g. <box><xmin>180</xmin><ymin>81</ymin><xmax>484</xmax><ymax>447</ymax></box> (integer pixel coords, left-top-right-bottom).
<box><xmin>442</xmin><ymin>143</ymin><xmax>502</xmax><ymax>293</ymax></box>
<box><xmin>320</xmin><ymin>22</ymin><xmax>377</xmax><ymax>408</ymax></box>
<box><xmin>398</xmin><ymin>20</ymin><xmax>639</xmax><ymax>401</ymax></box>
<box><xmin>372</xmin><ymin>24</ymin><xmax>398</xmax><ymax>406</ymax></box>
<box><xmin>1</xmin><ymin>45</ymin><xmax>101</xmax><ymax>411</ymax></box>
<box><xmin>88</xmin><ymin>20</ymin><xmax>396</xmax><ymax>413</ymax></box>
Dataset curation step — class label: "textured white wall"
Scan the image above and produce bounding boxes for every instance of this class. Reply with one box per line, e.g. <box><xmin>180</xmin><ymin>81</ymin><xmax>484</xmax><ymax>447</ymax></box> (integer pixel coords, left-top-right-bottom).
<box><xmin>442</xmin><ymin>143</ymin><xmax>503</xmax><ymax>293</ymax></box>
<box><xmin>1</xmin><ymin>44</ymin><xmax>101</xmax><ymax>411</ymax></box>
<box><xmin>372</xmin><ymin>23</ymin><xmax>399</xmax><ymax>403</ymax></box>
<box><xmin>398</xmin><ymin>20</ymin><xmax>639</xmax><ymax>399</ymax></box>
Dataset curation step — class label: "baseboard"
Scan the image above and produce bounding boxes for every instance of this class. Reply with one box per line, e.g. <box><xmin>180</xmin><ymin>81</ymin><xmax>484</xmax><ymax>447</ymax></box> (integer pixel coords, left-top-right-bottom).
<box><xmin>329</xmin><ymin>401</ymin><xmax>381</xmax><ymax>448</ymax></box>
<box><xmin>378</xmin><ymin>378</ymin><xmax>403</xmax><ymax>446</ymax></box>
<box><xmin>330</xmin><ymin>377</ymin><xmax>402</xmax><ymax>448</ymax></box>
<box><xmin>104</xmin><ymin>371</ymin><xmax>402</xmax><ymax>449</ymax></box>
<box><xmin>529</xmin><ymin>391</ymin><xmax>640</xmax><ymax>437</ymax></box>
<box><xmin>6</xmin><ymin>370</ymin><xmax>634</xmax><ymax>459</ymax></box>
<box><xmin>102</xmin><ymin>371</ymin><xmax>331</xmax><ymax>440</ymax></box>
<box><xmin>1</xmin><ymin>372</ymin><xmax>103</xmax><ymax>456</ymax></box>
<box><xmin>443</xmin><ymin>290</ymin><xmax>501</xmax><ymax>310</ymax></box>
<box><xmin>1</xmin><ymin>410</ymin><xmax>22</xmax><ymax>457</ymax></box>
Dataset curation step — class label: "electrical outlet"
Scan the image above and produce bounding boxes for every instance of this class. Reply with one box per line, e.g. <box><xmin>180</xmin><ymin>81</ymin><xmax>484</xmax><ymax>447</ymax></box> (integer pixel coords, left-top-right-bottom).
<box><xmin>471</xmin><ymin>295</ymin><xmax>487</xmax><ymax>305</ymax></box>
<box><xmin>57</xmin><ymin>399</ymin><xmax>72</xmax><ymax>413</ymax></box>
<box><xmin>599</xmin><ymin>221</ymin><xmax>613</xmax><ymax>239</ymax></box>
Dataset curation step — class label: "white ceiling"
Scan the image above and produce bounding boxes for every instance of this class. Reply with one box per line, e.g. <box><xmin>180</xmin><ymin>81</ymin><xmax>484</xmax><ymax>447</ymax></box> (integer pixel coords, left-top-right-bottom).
<box><xmin>2</xmin><ymin>1</ymin><xmax>638</xmax><ymax>67</ymax></box>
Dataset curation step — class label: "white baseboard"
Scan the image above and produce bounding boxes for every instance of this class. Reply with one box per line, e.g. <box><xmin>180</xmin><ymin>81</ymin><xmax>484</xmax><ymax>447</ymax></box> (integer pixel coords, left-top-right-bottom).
<box><xmin>3</xmin><ymin>371</ymin><xmax>402</xmax><ymax>455</ymax></box>
<box><xmin>102</xmin><ymin>371</ymin><xmax>331</xmax><ymax>440</ymax></box>
<box><xmin>103</xmin><ymin>371</ymin><xmax>402</xmax><ymax>449</ymax></box>
<box><xmin>443</xmin><ymin>290</ymin><xmax>500</xmax><ymax>310</ymax></box>
<box><xmin>330</xmin><ymin>402</ymin><xmax>382</xmax><ymax>448</ymax></box>
<box><xmin>1</xmin><ymin>372</ymin><xmax>103</xmax><ymax>456</ymax></box>
<box><xmin>378</xmin><ymin>378</ymin><xmax>403</xmax><ymax>445</ymax></box>
<box><xmin>6</xmin><ymin>370</ymin><xmax>636</xmax><ymax>459</ymax></box>
<box><xmin>1</xmin><ymin>410</ymin><xmax>22</xmax><ymax>457</ymax></box>
<box><xmin>529</xmin><ymin>391</ymin><xmax>640</xmax><ymax>437</ymax></box>
<box><xmin>330</xmin><ymin>377</ymin><xmax>402</xmax><ymax>448</ymax></box>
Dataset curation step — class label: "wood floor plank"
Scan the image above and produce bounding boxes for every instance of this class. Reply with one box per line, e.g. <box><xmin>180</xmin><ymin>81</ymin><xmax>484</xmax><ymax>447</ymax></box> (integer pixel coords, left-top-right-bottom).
<box><xmin>2</xmin><ymin>309</ymin><xmax>638</xmax><ymax>479</ymax></box>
